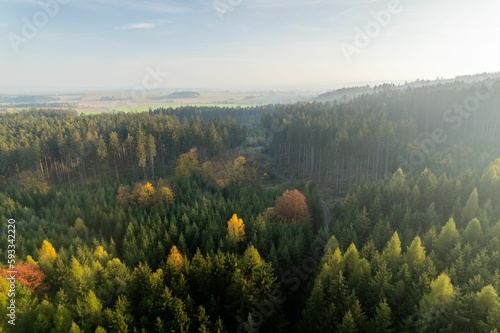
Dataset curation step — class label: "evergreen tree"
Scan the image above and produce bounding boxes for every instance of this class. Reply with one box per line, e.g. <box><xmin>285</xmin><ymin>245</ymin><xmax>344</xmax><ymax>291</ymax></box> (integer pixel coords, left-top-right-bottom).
<box><xmin>462</xmin><ymin>188</ymin><xmax>480</xmax><ymax>225</ymax></box>
<box><xmin>382</xmin><ymin>232</ymin><xmax>402</xmax><ymax>272</ymax></box>
<box><xmin>463</xmin><ymin>218</ymin><xmax>483</xmax><ymax>244</ymax></box>
<box><xmin>436</xmin><ymin>218</ymin><xmax>459</xmax><ymax>258</ymax></box>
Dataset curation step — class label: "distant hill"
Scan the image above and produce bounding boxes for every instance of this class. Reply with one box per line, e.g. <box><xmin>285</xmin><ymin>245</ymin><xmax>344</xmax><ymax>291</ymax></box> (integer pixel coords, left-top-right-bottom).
<box><xmin>315</xmin><ymin>71</ymin><xmax>500</xmax><ymax>103</ymax></box>
<box><xmin>0</xmin><ymin>95</ymin><xmax>60</xmax><ymax>103</ymax></box>
<box><xmin>315</xmin><ymin>86</ymin><xmax>373</xmax><ymax>103</ymax></box>
<box><xmin>167</xmin><ymin>91</ymin><xmax>200</xmax><ymax>99</ymax></box>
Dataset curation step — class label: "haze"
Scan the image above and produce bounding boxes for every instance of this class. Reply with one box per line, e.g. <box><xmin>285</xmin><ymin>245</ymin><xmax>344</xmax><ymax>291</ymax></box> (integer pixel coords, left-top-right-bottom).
<box><xmin>1</xmin><ymin>0</ymin><xmax>499</xmax><ymax>93</ymax></box>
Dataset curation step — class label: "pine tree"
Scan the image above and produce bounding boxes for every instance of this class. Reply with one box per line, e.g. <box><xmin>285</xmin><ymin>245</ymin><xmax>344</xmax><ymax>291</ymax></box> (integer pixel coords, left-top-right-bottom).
<box><xmin>436</xmin><ymin>218</ymin><xmax>459</xmax><ymax>258</ymax></box>
<box><xmin>369</xmin><ymin>298</ymin><xmax>393</xmax><ymax>333</ymax></box>
<box><xmin>382</xmin><ymin>232</ymin><xmax>402</xmax><ymax>272</ymax></box>
<box><xmin>53</xmin><ymin>305</ymin><xmax>73</xmax><ymax>333</ymax></box>
<box><xmin>147</xmin><ymin>134</ymin><xmax>156</xmax><ymax>180</ymax></box>
<box><xmin>324</xmin><ymin>234</ymin><xmax>340</xmax><ymax>256</ymax></box>
<box><xmin>343</xmin><ymin>243</ymin><xmax>360</xmax><ymax>275</ymax></box>
<box><xmin>136</xmin><ymin>128</ymin><xmax>147</xmax><ymax>179</ymax></box>
<box><xmin>420</xmin><ymin>273</ymin><xmax>454</xmax><ymax>311</ymax></box>
<box><xmin>462</xmin><ymin>188</ymin><xmax>480</xmax><ymax>225</ymax></box>
<box><xmin>406</xmin><ymin>236</ymin><xmax>426</xmax><ymax>272</ymax></box>
<box><xmin>337</xmin><ymin>310</ymin><xmax>357</xmax><ymax>333</ymax></box>
<box><xmin>463</xmin><ymin>218</ymin><xmax>483</xmax><ymax>244</ymax></box>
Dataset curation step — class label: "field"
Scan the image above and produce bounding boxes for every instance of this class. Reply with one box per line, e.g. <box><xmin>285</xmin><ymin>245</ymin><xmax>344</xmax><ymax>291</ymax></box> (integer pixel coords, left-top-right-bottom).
<box><xmin>0</xmin><ymin>90</ymin><xmax>319</xmax><ymax>113</ymax></box>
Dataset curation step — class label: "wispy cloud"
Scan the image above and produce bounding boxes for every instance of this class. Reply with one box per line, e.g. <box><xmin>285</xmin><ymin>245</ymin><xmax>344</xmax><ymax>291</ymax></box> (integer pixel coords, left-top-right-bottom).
<box><xmin>115</xmin><ymin>18</ymin><xmax>172</xmax><ymax>30</ymax></box>
<box><xmin>116</xmin><ymin>23</ymin><xmax>156</xmax><ymax>30</ymax></box>
<box><xmin>90</xmin><ymin>0</ymin><xmax>189</xmax><ymax>13</ymax></box>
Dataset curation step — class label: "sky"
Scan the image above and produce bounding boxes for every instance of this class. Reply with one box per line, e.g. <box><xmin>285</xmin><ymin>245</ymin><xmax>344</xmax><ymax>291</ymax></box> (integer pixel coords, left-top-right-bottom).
<box><xmin>0</xmin><ymin>0</ymin><xmax>499</xmax><ymax>93</ymax></box>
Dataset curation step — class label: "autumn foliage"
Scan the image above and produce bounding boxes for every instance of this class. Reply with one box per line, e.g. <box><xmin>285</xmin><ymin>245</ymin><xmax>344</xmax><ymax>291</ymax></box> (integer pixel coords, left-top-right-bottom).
<box><xmin>116</xmin><ymin>180</ymin><xmax>175</xmax><ymax>207</ymax></box>
<box><xmin>227</xmin><ymin>213</ymin><xmax>246</xmax><ymax>242</ymax></box>
<box><xmin>273</xmin><ymin>189</ymin><xmax>310</xmax><ymax>223</ymax></box>
<box><xmin>167</xmin><ymin>245</ymin><xmax>184</xmax><ymax>269</ymax></box>
<box><xmin>0</xmin><ymin>262</ymin><xmax>48</xmax><ymax>294</ymax></box>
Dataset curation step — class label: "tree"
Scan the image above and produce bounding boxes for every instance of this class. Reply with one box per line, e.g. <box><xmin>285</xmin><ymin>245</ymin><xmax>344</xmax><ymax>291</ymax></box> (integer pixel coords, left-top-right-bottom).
<box><xmin>436</xmin><ymin>218</ymin><xmax>459</xmax><ymax>258</ymax></box>
<box><xmin>6</xmin><ymin>263</ymin><xmax>48</xmax><ymax>294</ymax></box>
<box><xmin>405</xmin><ymin>236</ymin><xmax>426</xmax><ymax>272</ymax></box>
<box><xmin>108</xmin><ymin>131</ymin><xmax>121</xmax><ymax>181</ymax></box>
<box><xmin>116</xmin><ymin>184</ymin><xmax>131</xmax><ymax>205</ymax></box>
<box><xmin>420</xmin><ymin>273</ymin><xmax>455</xmax><ymax>311</ymax></box>
<box><xmin>382</xmin><ymin>232</ymin><xmax>402</xmax><ymax>271</ymax></box>
<box><xmin>369</xmin><ymin>298</ymin><xmax>393</xmax><ymax>333</ymax></box>
<box><xmin>462</xmin><ymin>218</ymin><xmax>483</xmax><ymax>244</ymax></box>
<box><xmin>76</xmin><ymin>290</ymin><xmax>103</xmax><ymax>331</ymax></box>
<box><xmin>167</xmin><ymin>245</ymin><xmax>184</xmax><ymax>270</ymax></box>
<box><xmin>227</xmin><ymin>214</ymin><xmax>246</xmax><ymax>243</ymax></box>
<box><xmin>462</xmin><ymin>188</ymin><xmax>480</xmax><ymax>225</ymax></box>
<box><xmin>342</xmin><ymin>243</ymin><xmax>360</xmax><ymax>275</ymax></box>
<box><xmin>324</xmin><ymin>234</ymin><xmax>340</xmax><ymax>256</ymax></box>
<box><xmin>39</xmin><ymin>240</ymin><xmax>57</xmax><ymax>265</ymax></box>
<box><xmin>53</xmin><ymin>305</ymin><xmax>73</xmax><ymax>333</ymax></box>
<box><xmin>136</xmin><ymin>128</ymin><xmax>147</xmax><ymax>179</ymax></box>
<box><xmin>337</xmin><ymin>310</ymin><xmax>357</xmax><ymax>333</ymax></box>
<box><xmin>274</xmin><ymin>189</ymin><xmax>310</xmax><ymax>223</ymax></box>
<box><xmin>132</xmin><ymin>181</ymin><xmax>155</xmax><ymax>206</ymax></box>
<box><xmin>175</xmin><ymin>148</ymin><xmax>199</xmax><ymax>178</ymax></box>
<box><xmin>73</xmin><ymin>217</ymin><xmax>88</xmax><ymax>236</ymax></box>
<box><xmin>147</xmin><ymin>134</ymin><xmax>157</xmax><ymax>180</ymax></box>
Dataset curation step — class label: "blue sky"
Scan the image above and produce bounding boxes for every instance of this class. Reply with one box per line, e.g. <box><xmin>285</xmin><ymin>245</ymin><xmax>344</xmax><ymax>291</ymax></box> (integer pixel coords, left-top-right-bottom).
<box><xmin>0</xmin><ymin>0</ymin><xmax>499</xmax><ymax>93</ymax></box>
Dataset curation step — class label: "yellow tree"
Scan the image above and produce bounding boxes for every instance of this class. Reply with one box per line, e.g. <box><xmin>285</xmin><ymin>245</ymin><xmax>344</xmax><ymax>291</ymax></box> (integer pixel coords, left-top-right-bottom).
<box><xmin>420</xmin><ymin>273</ymin><xmax>454</xmax><ymax>311</ymax></box>
<box><xmin>167</xmin><ymin>245</ymin><xmax>184</xmax><ymax>270</ymax></box>
<box><xmin>227</xmin><ymin>214</ymin><xmax>246</xmax><ymax>243</ymax></box>
<box><xmin>39</xmin><ymin>240</ymin><xmax>57</xmax><ymax>265</ymax></box>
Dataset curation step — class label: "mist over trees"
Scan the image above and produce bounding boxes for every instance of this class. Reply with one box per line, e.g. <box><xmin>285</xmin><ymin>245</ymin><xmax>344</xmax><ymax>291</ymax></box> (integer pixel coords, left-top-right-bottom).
<box><xmin>1</xmin><ymin>76</ymin><xmax>500</xmax><ymax>332</ymax></box>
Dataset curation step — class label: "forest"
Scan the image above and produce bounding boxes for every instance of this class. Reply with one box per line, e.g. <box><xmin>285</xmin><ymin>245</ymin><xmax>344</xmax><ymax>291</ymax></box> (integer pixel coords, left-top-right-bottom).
<box><xmin>1</xmin><ymin>76</ymin><xmax>500</xmax><ymax>332</ymax></box>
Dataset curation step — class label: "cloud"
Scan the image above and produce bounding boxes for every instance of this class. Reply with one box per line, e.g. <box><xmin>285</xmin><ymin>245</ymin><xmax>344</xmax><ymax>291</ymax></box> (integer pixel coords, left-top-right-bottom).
<box><xmin>90</xmin><ymin>0</ymin><xmax>189</xmax><ymax>13</ymax></box>
<box><xmin>116</xmin><ymin>23</ymin><xmax>157</xmax><ymax>30</ymax></box>
<box><xmin>115</xmin><ymin>18</ymin><xmax>173</xmax><ymax>30</ymax></box>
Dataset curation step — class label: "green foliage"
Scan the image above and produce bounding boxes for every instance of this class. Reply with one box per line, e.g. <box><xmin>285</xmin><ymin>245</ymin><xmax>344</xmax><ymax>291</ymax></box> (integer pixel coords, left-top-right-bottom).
<box><xmin>462</xmin><ymin>188</ymin><xmax>480</xmax><ymax>225</ymax></box>
<box><xmin>436</xmin><ymin>218</ymin><xmax>460</xmax><ymax>258</ymax></box>
<box><xmin>463</xmin><ymin>218</ymin><xmax>483</xmax><ymax>244</ymax></box>
<box><xmin>3</xmin><ymin>94</ymin><xmax>500</xmax><ymax>332</ymax></box>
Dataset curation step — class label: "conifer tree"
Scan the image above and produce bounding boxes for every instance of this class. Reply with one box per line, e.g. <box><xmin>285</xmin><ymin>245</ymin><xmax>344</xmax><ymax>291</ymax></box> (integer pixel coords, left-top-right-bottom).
<box><xmin>436</xmin><ymin>218</ymin><xmax>459</xmax><ymax>258</ymax></box>
<box><xmin>463</xmin><ymin>218</ymin><xmax>483</xmax><ymax>244</ymax></box>
<box><xmin>382</xmin><ymin>232</ymin><xmax>402</xmax><ymax>272</ymax></box>
<box><xmin>462</xmin><ymin>188</ymin><xmax>480</xmax><ymax>225</ymax></box>
<box><xmin>406</xmin><ymin>236</ymin><xmax>426</xmax><ymax>272</ymax></box>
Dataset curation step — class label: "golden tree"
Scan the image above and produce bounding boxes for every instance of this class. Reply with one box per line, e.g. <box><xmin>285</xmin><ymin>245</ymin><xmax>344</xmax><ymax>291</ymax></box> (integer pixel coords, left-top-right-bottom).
<box><xmin>227</xmin><ymin>214</ymin><xmax>246</xmax><ymax>242</ymax></box>
<box><xmin>39</xmin><ymin>240</ymin><xmax>57</xmax><ymax>264</ymax></box>
<box><xmin>167</xmin><ymin>245</ymin><xmax>184</xmax><ymax>269</ymax></box>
